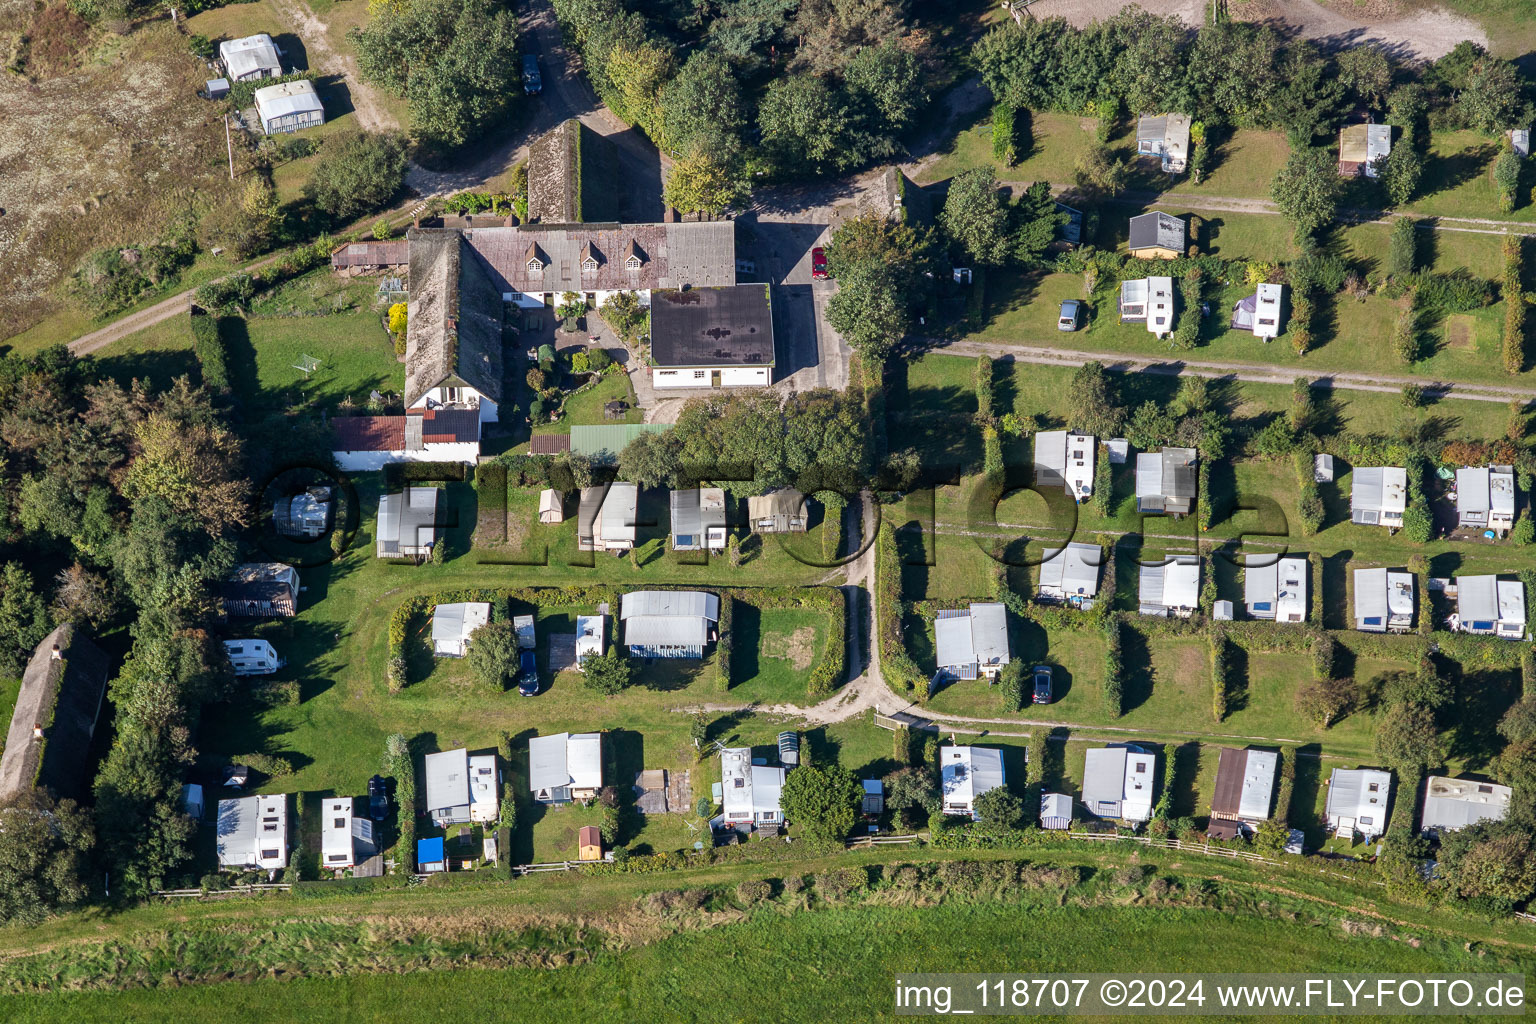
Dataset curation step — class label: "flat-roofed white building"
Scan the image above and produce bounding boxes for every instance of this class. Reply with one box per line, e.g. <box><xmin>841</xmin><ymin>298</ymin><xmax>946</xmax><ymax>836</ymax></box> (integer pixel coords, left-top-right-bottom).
<box><xmin>720</xmin><ymin>747</ymin><xmax>784</xmax><ymax>831</ymax></box>
<box><xmin>1082</xmin><ymin>745</ymin><xmax>1157</xmax><ymax>824</ymax></box>
<box><xmin>939</xmin><ymin>745</ymin><xmax>1006</xmax><ymax>820</ymax></box>
<box><xmin>1139</xmin><ymin>556</ymin><xmax>1200</xmax><ymax>618</ymax></box>
<box><xmin>1456</xmin><ymin>466</ymin><xmax>1516</xmax><ymax>535</ymax></box>
<box><xmin>1350</xmin><ymin>467</ymin><xmax>1407</xmax><ymax>529</ymax></box>
<box><xmin>575</xmin><ymin>614</ymin><xmax>605</xmax><ymax>667</ymax></box>
<box><xmin>216</xmin><ymin>794</ymin><xmax>289</xmax><ymax>871</ymax></box>
<box><xmin>468</xmin><ymin>753</ymin><xmax>499</xmax><ymax>822</ymax></box>
<box><xmin>577</xmin><ymin>483</ymin><xmax>639</xmax><ymax>552</ymax></box>
<box><xmin>1421</xmin><ymin>776</ymin><xmax>1511</xmax><ymax>834</ymax></box>
<box><xmin>1353</xmin><ymin>568</ymin><xmax>1414</xmax><ymax>633</ymax></box>
<box><xmin>529</xmin><ymin>732</ymin><xmax>602</xmax><ymax>804</ymax></box>
<box><xmin>1325</xmin><ymin>767</ymin><xmax>1392</xmax><ymax>839</ymax></box>
<box><xmin>1036</xmin><ymin>543</ymin><xmax>1102</xmax><ymax>608</ymax></box>
<box><xmin>1453</xmin><ymin>575</ymin><xmax>1526</xmax><ymax>639</ymax></box>
<box><xmin>1244</xmin><ymin>557</ymin><xmax>1307</xmax><ymax>623</ymax></box>
<box><xmin>1145</xmin><ymin>276</ymin><xmax>1175</xmax><ymax>338</ymax></box>
<box><xmin>321</xmin><ymin>797</ymin><xmax>377</xmax><ymax>871</ymax></box>
<box><xmin>425</xmin><ymin>748</ymin><xmax>472</xmax><ymax>826</ymax></box>
<box><xmin>934</xmin><ymin>602</ymin><xmax>1010</xmax><ymax>680</ymax></box>
<box><xmin>1033</xmin><ymin>430</ymin><xmax>1095</xmax><ymax>502</ymax></box>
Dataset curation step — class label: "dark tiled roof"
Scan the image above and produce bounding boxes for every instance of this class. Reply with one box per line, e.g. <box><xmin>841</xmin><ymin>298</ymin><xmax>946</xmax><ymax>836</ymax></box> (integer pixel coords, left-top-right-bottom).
<box><xmin>1210</xmin><ymin>747</ymin><xmax>1247</xmax><ymax>817</ymax></box>
<box><xmin>334</xmin><ymin>416</ymin><xmax>405</xmax><ymax>452</ymax></box>
<box><xmin>404</xmin><ymin>231</ymin><xmax>505</xmax><ymax>409</ymax></box>
<box><xmin>414</xmin><ymin>408</ymin><xmax>480</xmax><ymax>443</ymax></box>
<box><xmin>330</xmin><ymin>240</ymin><xmax>410</xmax><ymax>268</ymax></box>
<box><xmin>649</xmin><ymin>285</ymin><xmax>774</xmax><ymax>368</ymax></box>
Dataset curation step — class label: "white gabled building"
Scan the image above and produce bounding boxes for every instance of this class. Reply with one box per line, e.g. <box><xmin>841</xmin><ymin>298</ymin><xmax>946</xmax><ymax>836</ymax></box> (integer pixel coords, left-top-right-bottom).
<box><xmin>1244</xmin><ymin>557</ymin><xmax>1307</xmax><ymax>623</ymax></box>
<box><xmin>939</xmin><ymin>745</ymin><xmax>1006</xmax><ymax>820</ymax></box>
<box><xmin>1453</xmin><ymin>575</ymin><xmax>1526</xmax><ymax>639</ymax></box>
<box><xmin>1138</xmin><ymin>556</ymin><xmax>1200</xmax><ymax>618</ymax></box>
<box><xmin>217</xmin><ymin>794</ymin><xmax>289</xmax><ymax>871</ymax></box>
<box><xmin>431</xmin><ymin>602</ymin><xmax>491</xmax><ymax>658</ymax></box>
<box><xmin>1033</xmin><ymin>430</ymin><xmax>1095</xmax><ymax>502</ymax></box>
<box><xmin>933</xmin><ymin>602</ymin><xmax>1010</xmax><ymax>680</ymax></box>
<box><xmin>1036</xmin><ymin>543</ymin><xmax>1102</xmax><ymax>609</ymax></box>
<box><xmin>1353</xmin><ymin>568</ymin><xmax>1414</xmax><ymax>633</ymax></box>
<box><xmin>720</xmin><ymin>746</ymin><xmax>785</xmax><ymax>832</ymax></box>
<box><xmin>1350</xmin><ymin>467</ymin><xmax>1407</xmax><ymax>529</ymax></box>
<box><xmin>321</xmin><ymin>797</ymin><xmax>377</xmax><ymax>871</ymax></box>
<box><xmin>1456</xmin><ymin>466</ymin><xmax>1516</xmax><ymax>535</ymax></box>
<box><xmin>528</xmin><ymin>733</ymin><xmax>602</xmax><ymax>804</ymax></box>
<box><xmin>1324</xmin><ymin>767</ymin><xmax>1392</xmax><ymax>839</ymax></box>
<box><xmin>1082</xmin><ymin>745</ymin><xmax>1157</xmax><ymax>824</ymax></box>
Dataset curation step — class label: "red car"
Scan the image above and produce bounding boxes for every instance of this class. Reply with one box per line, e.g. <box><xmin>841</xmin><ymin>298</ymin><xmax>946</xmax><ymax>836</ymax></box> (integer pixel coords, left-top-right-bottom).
<box><xmin>811</xmin><ymin>246</ymin><xmax>829</xmax><ymax>280</ymax></box>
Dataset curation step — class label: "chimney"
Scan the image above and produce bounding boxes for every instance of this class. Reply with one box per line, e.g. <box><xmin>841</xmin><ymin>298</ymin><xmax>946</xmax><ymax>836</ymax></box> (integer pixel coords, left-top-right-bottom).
<box><xmin>663</xmin><ymin>207</ymin><xmax>675</xmax><ymax>224</ymax></box>
<box><xmin>505</xmin><ymin>213</ymin><xmax>516</xmax><ymax>227</ymax></box>
<box><xmin>464</xmin><ymin>214</ymin><xmax>473</xmax><ymax>229</ymax></box>
<box><xmin>413</xmin><ymin>215</ymin><xmax>421</xmax><ymax>229</ymax></box>
<box><xmin>32</xmin><ymin>724</ymin><xmax>43</xmax><ymax>740</ymax></box>
<box><xmin>49</xmin><ymin>643</ymin><xmax>61</xmax><ymax>661</ymax></box>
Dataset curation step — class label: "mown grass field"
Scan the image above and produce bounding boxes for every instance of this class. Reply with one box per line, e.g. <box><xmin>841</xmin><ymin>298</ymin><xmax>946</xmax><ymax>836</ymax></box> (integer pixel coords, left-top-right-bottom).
<box><xmin>7</xmin><ymin>847</ymin><xmax>1533</xmax><ymax>1024</ymax></box>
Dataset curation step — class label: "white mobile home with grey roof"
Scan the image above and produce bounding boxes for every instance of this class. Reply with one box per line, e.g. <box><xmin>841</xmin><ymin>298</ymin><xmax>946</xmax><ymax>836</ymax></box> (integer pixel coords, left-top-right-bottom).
<box><xmin>620</xmin><ymin>590</ymin><xmax>719</xmax><ymax>658</ymax></box>
<box><xmin>529</xmin><ymin>733</ymin><xmax>602</xmax><ymax>804</ymax></box>
<box><xmin>720</xmin><ymin>746</ymin><xmax>784</xmax><ymax>832</ymax></box>
<box><xmin>219</xmin><ymin>34</ymin><xmax>282</xmax><ymax>81</ymax></box>
<box><xmin>424</xmin><ymin>748</ymin><xmax>471</xmax><ymax>827</ymax></box>
<box><xmin>1350</xmin><ymin>467</ymin><xmax>1407</xmax><ymax>529</ymax></box>
<box><xmin>1456</xmin><ymin>466</ymin><xmax>1515</xmax><ymax>534</ymax></box>
<box><xmin>939</xmin><ymin>745</ymin><xmax>1006</xmax><ymax>820</ymax></box>
<box><xmin>431</xmin><ymin>602</ymin><xmax>490</xmax><ymax>657</ymax></box>
<box><xmin>1244</xmin><ymin>557</ymin><xmax>1307</xmax><ymax>623</ymax></box>
<box><xmin>1421</xmin><ymin>776</ymin><xmax>1510</xmax><ymax>834</ymax></box>
<box><xmin>1082</xmin><ymin>745</ymin><xmax>1156</xmax><ymax>824</ymax></box>
<box><xmin>1033</xmin><ymin>430</ymin><xmax>1095</xmax><ymax>502</ymax></box>
<box><xmin>670</xmin><ymin>487</ymin><xmax>727</xmax><ymax>552</ymax></box>
<box><xmin>1324</xmin><ymin>767</ymin><xmax>1391</xmax><ymax>839</ymax></box>
<box><xmin>217</xmin><ymin>794</ymin><xmax>288</xmax><ymax>871</ymax></box>
<box><xmin>1353</xmin><ymin>568</ymin><xmax>1414</xmax><ymax>633</ymax></box>
<box><xmin>253</xmin><ymin>80</ymin><xmax>324</xmax><ymax>135</ymax></box>
<box><xmin>1136</xmin><ymin>447</ymin><xmax>1196</xmax><ymax>515</ymax></box>
<box><xmin>934</xmin><ymin>602</ymin><xmax>1010</xmax><ymax>680</ymax></box>
<box><xmin>1139</xmin><ymin>556</ymin><xmax>1200</xmax><ymax>618</ymax></box>
<box><xmin>577</xmin><ymin>483</ymin><xmax>639</xmax><ymax>552</ymax></box>
<box><xmin>1036</xmin><ymin>543</ymin><xmax>1102</xmax><ymax>608</ymax></box>
<box><xmin>1453</xmin><ymin>575</ymin><xmax>1525</xmax><ymax>639</ymax></box>
<box><xmin>376</xmin><ymin>487</ymin><xmax>441</xmax><ymax>559</ymax></box>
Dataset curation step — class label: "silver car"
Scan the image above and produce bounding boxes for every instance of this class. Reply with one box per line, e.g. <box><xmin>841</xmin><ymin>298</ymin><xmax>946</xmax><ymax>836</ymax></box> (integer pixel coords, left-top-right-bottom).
<box><xmin>1058</xmin><ymin>299</ymin><xmax>1084</xmax><ymax>331</ymax></box>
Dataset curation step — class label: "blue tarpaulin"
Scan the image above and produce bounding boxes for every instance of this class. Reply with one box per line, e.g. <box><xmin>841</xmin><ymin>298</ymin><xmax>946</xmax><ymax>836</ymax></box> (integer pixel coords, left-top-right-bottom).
<box><xmin>417</xmin><ymin>837</ymin><xmax>445</xmax><ymax>867</ymax></box>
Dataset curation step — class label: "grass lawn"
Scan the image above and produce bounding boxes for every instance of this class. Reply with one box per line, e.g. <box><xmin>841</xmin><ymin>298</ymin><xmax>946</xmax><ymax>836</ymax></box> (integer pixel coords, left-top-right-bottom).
<box><xmin>729</xmin><ymin>606</ymin><xmax>828</xmax><ymax>703</ymax></box>
<box><xmin>1407</xmin><ymin>129</ymin><xmax>1535</xmax><ymax>223</ymax></box>
<box><xmin>534</xmin><ymin>370</ymin><xmax>641</xmax><ymax>433</ymax></box>
<box><xmin>9</xmin><ymin>869</ymin><xmax>1529</xmax><ymax>1022</ymax></box>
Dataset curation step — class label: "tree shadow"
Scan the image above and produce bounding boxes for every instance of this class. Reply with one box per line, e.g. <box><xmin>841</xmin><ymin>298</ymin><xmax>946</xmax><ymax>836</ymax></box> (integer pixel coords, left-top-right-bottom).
<box><xmin>1120</xmin><ymin>625</ymin><xmax>1154</xmax><ymax>713</ymax></box>
<box><xmin>1447</xmin><ymin>667</ymin><xmax>1520</xmax><ymax>771</ymax></box>
<box><xmin>1169</xmin><ymin>741</ymin><xmax>1203</xmax><ymax>819</ymax></box>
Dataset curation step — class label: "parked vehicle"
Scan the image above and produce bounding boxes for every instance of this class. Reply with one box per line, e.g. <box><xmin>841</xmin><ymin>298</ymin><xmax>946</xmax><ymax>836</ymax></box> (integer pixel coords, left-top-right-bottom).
<box><xmin>522</xmin><ymin>54</ymin><xmax>542</xmax><ymax>95</ymax></box>
<box><xmin>1057</xmin><ymin>300</ymin><xmax>1084</xmax><ymax>332</ymax></box>
<box><xmin>368</xmin><ymin>774</ymin><xmax>389</xmax><ymax>821</ymax></box>
<box><xmin>811</xmin><ymin>246</ymin><xmax>829</xmax><ymax>280</ymax></box>
<box><xmin>1032</xmin><ymin>665</ymin><xmax>1054</xmax><ymax>704</ymax></box>
<box><xmin>517</xmin><ymin>649</ymin><xmax>539</xmax><ymax>696</ymax></box>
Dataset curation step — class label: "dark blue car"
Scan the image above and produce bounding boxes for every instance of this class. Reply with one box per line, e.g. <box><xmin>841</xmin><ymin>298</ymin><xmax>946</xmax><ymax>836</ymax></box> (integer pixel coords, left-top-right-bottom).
<box><xmin>517</xmin><ymin>649</ymin><xmax>539</xmax><ymax>696</ymax></box>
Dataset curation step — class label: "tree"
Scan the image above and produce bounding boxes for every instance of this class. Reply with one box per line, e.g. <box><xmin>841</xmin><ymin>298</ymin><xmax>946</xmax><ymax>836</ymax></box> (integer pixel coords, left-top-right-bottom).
<box><xmin>658</xmin><ymin>50</ymin><xmax>746</xmax><ymax>160</ymax></box>
<box><xmin>0</xmin><ymin>564</ymin><xmax>51</xmax><ymax>677</ymax></box>
<box><xmin>1382</xmin><ymin>143</ymin><xmax>1423</xmax><ymax>208</ymax></box>
<box><xmin>1011</xmin><ymin>181</ymin><xmax>1065</xmax><ymax>264</ymax></box>
<box><xmin>1336</xmin><ymin>45</ymin><xmax>1394</xmax><ymax>110</ymax></box>
<box><xmin>0</xmin><ymin>792</ymin><xmax>94</xmax><ymax>925</ymax></box>
<box><xmin>822</xmin><ymin>213</ymin><xmax>934</xmax><ymax>362</ymax></box>
<box><xmin>1271</xmin><ymin>147</ymin><xmax>1344</xmax><ymax>242</ymax></box>
<box><xmin>353</xmin><ymin>0</ymin><xmax>521</xmax><ymax>149</ymax></box>
<box><xmin>884</xmin><ymin>765</ymin><xmax>938</xmax><ymax>823</ymax></box>
<box><xmin>843</xmin><ymin>37</ymin><xmax>926</xmax><ymax>143</ymax></box>
<box><xmin>618</xmin><ymin>429</ymin><xmax>683</xmax><ymax>489</ymax></box>
<box><xmin>303</xmin><ymin>132</ymin><xmax>407</xmax><ymax>222</ymax></box>
<box><xmin>1294</xmin><ymin>677</ymin><xmax>1355</xmax><ymax>727</ymax></box>
<box><xmin>582</xmin><ymin>649</ymin><xmax>633</xmax><ymax>695</ymax></box>
<box><xmin>758</xmin><ymin>74</ymin><xmax>851</xmax><ymax>175</ymax></box>
<box><xmin>1386</xmin><ymin>217</ymin><xmax>1417</xmax><ymax>279</ymax></box>
<box><xmin>1066</xmin><ymin>361</ymin><xmax>1124</xmax><ymax>439</ymax></box>
<box><xmin>1438</xmin><ymin>820</ymin><xmax>1536</xmax><ymax>912</ymax></box>
<box><xmin>1375</xmin><ymin>701</ymin><xmax>1445</xmax><ymax>773</ymax></box>
<box><xmin>997</xmin><ymin>660</ymin><xmax>1025</xmax><ymax>712</ymax></box>
<box><xmin>940</xmin><ymin>169</ymin><xmax>1014</xmax><ymax>266</ymax></box>
<box><xmin>1499</xmin><ymin>698</ymin><xmax>1536</xmax><ymax>744</ymax></box>
<box><xmin>779</xmin><ymin>761</ymin><xmax>861</xmax><ymax>850</ymax></box>
<box><xmin>973</xmin><ymin>787</ymin><xmax>1025</xmax><ymax>828</ymax></box>
<box><xmin>1075</xmin><ymin>144</ymin><xmax>1128</xmax><ymax>197</ymax></box>
<box><xmin>1457</xmin><ymin>57</ymin><xmax>1529</xmax><ymax>136</ymax></box>
<box><xmin>465</xmin><ymin>621</ymin><xmax>517</xmax><ymax>690</ymax></box>
<box><xmin>53</xmin><ymin>562</ymin><xmax>112</xmax><ymax>626</ymax></box>
<box><xmin>123</xmin><ymin>411</ymin><xmax>249</xmax><ymax>536</ymax></box>
<box><xmin>387</xmin><ymin>302</ymin><xmax>408</xmax><ymax>337</ymax></box>
<box><xmin>663</xmin><ymin>153</ymin><xmax>747</xmax><ymax>217</ymax></box>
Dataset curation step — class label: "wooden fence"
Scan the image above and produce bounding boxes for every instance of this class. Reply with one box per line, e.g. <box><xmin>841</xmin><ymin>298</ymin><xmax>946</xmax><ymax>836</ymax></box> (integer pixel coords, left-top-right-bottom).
<box><xmin>155</xmin><ymin>883</ymin><xmax>291</xmax><ymax>899</ymax></box>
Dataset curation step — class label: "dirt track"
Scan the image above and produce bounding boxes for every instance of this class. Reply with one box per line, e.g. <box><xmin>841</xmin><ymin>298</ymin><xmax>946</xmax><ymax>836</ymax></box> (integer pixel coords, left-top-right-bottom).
<box><xmin>1023</xmin><ymin>0</ymin><xmax>1486</xmax><ymax>60</ymax></box>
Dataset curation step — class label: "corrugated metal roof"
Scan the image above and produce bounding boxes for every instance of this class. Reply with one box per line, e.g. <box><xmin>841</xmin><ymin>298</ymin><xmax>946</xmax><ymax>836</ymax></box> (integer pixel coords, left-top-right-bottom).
<box><xmin>1421</xmin><ymin>776</ymin><xmax>1510</xmax><ymax>831</ymax></box>
<box><xmin>1135</xmin><ymin>452</ymin><xmax>1162</xmax><ymax>499</ymax></box>
<box><xmin>1082</xmin><ymin>747</ymin><xmax>1128</xmax><ymax>816</ymax></box>
<box><xmin>934</xmin><ymin>610</ymin><xmax>975</xmax><ymax>670</ymax></box>
<box><xmin>1038</xmin><ymin>543</ymin><xmax>1101</xmax><ymax>597</ymax></box>
<box><xmin>569</xmin><ymin>423</ymin><xmax>670</xmax><ymax>463</ymax></box>
<box><xmin>424</xmin><ymin>749</ymin><xmax>470</xmax><ymax>815</ymax></box>
<box><xmin>969</xmin><ymin>602</ymin><xmax>1009</xmax><ymax>662</ymax></box>
<box><xmin>254</xmin><ymin>80</ymin><xmax>323</xmax><ymax>122</ymax></box>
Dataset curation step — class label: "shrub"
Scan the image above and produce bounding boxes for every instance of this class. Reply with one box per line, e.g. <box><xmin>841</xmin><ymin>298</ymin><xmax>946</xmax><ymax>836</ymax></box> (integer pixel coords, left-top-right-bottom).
<box><xmin>1387</xmin><ymin>217</ymin><xmax>1416</xmax><ymax>279</ymax></box>
<box><xmin>1209</xmin><ymin>629</ymin><xmax>1231</xmax><ymax>721</ymax></box>
<box><xmin>1503</xmin><ymin>236</ymin><xmax>1525</xmax><ymax>375</ymax></box>
<box><xmin>1402</xmin><ymin>500</ymin><xmax>1433</xmax><ymax>543</ymax></box>
<box><xmin>736</xmin><ymin>878</ymin><xmax>773</xmax><ymax>905</ymax></box>
<box><xmin>813</xmin><ymin>868</ymin><xmax>867</xmax><ymax>902</ymax></box>
<box><xmin>997</xmin><ymin>660</ymin><xmax>1025</xmax><ymax>712</ymax></box>
<box><xmin>304</xmin><ymin>132</ymin><xmax>408</xmax><ymax>222</ymax></box>
<box><xmin>1392</xmin><ymin>303</ymin><xmax>1419</xmax><ymax>363</ymax></box>
<box><xmin>992</xmin><ymin>103</ymin><xmax>1018</xmax><ymax>165</ymax></box>
<box><xmin>189</xmin><ymin>308</ymin><xmax>230</xmax><ymax>392</ymax></box>
<box><xmin>1513</xmin><ymin>515</ymin><xmax>1535</xmax><ymax>546</ymax></box>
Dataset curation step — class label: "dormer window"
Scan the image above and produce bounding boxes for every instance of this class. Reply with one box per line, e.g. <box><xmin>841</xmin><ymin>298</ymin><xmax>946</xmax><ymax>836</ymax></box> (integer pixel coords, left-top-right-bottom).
<box><xmin>580</xmin><ymin>241</ymin><xmax>601</xmax><ymax>272</ymax></box>
<box><xmin>525</xmin><ymin>242</ymin><xmax>545</xmax><ymax>274</ymax></box>
<box><xmin>624</xmin><ymin>238</ymin><xmax>645</xmax><ymax>269</ymax></box>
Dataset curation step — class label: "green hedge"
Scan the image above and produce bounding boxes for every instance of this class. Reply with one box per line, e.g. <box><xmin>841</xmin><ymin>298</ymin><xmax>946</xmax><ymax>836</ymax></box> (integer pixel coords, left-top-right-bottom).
<box><xmin>875</xmin><ymin>522</ymin><xmax>924</xmax><ymax>695</ymax></box>
<box><xmin>1272</xmin><ymin>746</ymin><xmax>1297</xmax><ymax>825</ymax></box>
<box><xmin>716</xmin><ymin>595</ymin><xmax>734</xmax><ymax>692</ymax></box>
<box><xmin>1102</xmin><ymin>617</ymin><xmax>1123</xmax><ymax>717</ymax></box>
<box><xmin>991</xmin><ymin>102</ymin><xmax>1018</xmax><ymax>165</ymax></box>
<box><xmin>1209</xmin><ymin>629</ymin><xmax>1231</xmax><ymax>721</ymax></box>
<box><xmin>385</xmin><ymin>462</ymin><xmax>468</xmax><ymax>487</ymax></box>
<box><xmin>189</xmin><ymin>307</ymin><xmax>230</xmax><ymax>392</ymax></box>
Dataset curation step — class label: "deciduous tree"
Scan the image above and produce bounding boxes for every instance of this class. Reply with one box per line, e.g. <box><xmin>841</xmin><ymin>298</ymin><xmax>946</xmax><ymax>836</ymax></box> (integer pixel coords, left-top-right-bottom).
<box><xmin>780</xmin><ymin>761</ymin><xmax>861</xmax><ymax>850</ymax></box>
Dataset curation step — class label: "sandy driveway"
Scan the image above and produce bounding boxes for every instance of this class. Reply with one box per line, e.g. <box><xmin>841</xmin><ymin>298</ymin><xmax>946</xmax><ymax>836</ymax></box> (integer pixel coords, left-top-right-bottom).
<box><xmin>1023</xmin><ymin>0</ymin><xmax>1486</xmax><ymax>60</ymax></box>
